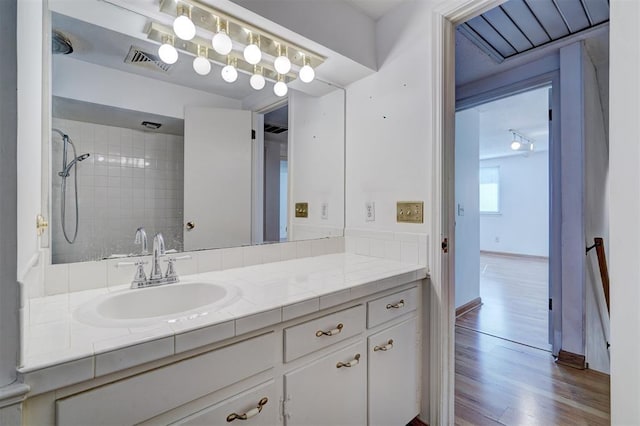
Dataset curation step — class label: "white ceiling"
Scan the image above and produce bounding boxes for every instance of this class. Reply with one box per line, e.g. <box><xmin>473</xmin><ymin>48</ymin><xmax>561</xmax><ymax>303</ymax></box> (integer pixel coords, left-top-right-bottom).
<box><xmin>344</xmin><ymin>0</ymin><xmax>407</xmax><ymax>20</ymax></box>
<box><xmin>465</xmin><ymin>86</ymin><xmax>550</xmax><ymax>160</ymax></box>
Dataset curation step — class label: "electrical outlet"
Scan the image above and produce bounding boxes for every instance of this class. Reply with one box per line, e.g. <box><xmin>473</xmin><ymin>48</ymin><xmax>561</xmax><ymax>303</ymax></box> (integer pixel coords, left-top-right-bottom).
<box><xmin>365</xmin><ymin>202</ymin><xmax>375</xmax><ymax>222</ymax></box>
<box><xmin>321</xmin><ymin>203</ymin><xmax>329</xmax><ymax>220</ymax></box>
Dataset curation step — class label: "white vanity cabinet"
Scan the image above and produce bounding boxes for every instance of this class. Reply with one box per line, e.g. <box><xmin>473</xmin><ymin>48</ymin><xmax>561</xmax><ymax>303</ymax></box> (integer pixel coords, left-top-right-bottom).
<box><xmin>367</xmin><ymin>287</ymin><xmax>420</xmax><ymax>426</ymax></box>
<box><xmin>28</xmin><ymin>281</ymin><xmax>423</xmax><ymax>426</ymax></box>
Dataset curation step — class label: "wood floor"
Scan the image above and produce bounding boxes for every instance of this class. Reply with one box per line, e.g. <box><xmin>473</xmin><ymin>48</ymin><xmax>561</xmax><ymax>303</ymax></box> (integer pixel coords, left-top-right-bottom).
<box><xmin>454</xmin><ymin>253</ymin><xmax>610</xmax><ymax>425</ymax></box>
<box><xmin>456</xmin><ymin>253</ymin><xmax>551</xmax><ymax>350</ymax></box>
<box><xmin>455</xmin><ymin>327</ymin><xmax>610</xmax><ymax>425</ymax></box>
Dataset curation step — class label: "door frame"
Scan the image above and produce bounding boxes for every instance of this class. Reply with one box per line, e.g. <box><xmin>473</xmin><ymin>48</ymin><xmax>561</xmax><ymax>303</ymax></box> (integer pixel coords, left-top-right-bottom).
<box><xmin>455</xmin><ymin>74</ymin><xmax>562</xmax><ymax>355</ymax></box>
<box><xmin>427</xmin><ymin>0</ymin><xmax>506</xmax><ymax>424</ymax></box>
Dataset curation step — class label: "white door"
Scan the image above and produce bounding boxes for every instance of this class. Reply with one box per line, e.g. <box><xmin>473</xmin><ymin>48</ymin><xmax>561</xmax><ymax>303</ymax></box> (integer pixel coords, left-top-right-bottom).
<box><xmin>183</xmin><ymin>107</ymin><xmax>252</xmax><ymax>251</ymax></box>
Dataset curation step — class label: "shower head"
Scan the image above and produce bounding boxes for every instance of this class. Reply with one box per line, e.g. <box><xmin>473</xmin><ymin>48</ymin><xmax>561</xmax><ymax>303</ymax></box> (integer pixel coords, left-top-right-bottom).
<box><xmin>59</xmin><ymin>153</ymin><xmax>90</xmax><ymax>177</ymax></box>
<box><xmin>52</xmin><ymin>128</ymin><xmax>68</xmax><ymax>139</ymax></box>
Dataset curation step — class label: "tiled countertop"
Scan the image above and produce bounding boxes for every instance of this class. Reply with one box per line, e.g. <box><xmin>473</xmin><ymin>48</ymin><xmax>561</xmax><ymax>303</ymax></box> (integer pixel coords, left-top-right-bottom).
<box><xmin>20</xmin><ymin>253</ymin><xmax>427</xmax><ymax>394</ymax></box>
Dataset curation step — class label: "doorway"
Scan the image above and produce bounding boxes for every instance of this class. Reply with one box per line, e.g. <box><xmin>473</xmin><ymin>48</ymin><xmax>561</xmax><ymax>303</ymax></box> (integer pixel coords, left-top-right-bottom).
<box><xmin>454</xmin><ymin>87</ymin><xmax>551</xmax><ymax>351</ymax></box>
<box><xmin>263</xmin><ymin>104</ymin><xmax>289</xmax><ymax>243</ymax></box>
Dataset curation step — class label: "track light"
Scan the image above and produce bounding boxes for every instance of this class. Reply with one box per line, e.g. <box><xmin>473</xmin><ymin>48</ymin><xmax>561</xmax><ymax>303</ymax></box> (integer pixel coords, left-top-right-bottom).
<box><xmin>173</xmin><ymin>3</ymin><xmax>196</xmax><ymax>41</ymax></box>
<box><xmin>211</xmin><ymin>17</ymin><xmax>232</xmax><ymax>55</ymax></box>
<box><xmin>221</xmin><ymin>56</ymin><xmax>238</xmax><ymax>83</ymax></box>
<box><xmin>158</xmin><ymin>34</ymin><xmax>178</xmax><ymax>64</ymax></box>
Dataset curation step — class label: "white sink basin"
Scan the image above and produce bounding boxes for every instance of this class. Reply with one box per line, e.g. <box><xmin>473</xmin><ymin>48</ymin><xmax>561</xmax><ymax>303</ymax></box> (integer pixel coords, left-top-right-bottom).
<box><xmin>74</xmin><ymin>281</ymin><xmax>241</xmax><ymax>327</ymax></box>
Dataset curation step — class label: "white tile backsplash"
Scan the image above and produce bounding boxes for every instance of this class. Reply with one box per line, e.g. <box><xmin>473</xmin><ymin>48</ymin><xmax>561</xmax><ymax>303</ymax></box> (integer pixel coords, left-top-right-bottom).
<box><xmin>345</xmin><ymin>229</ymin><xmax>427</xmax><ymax>267</ymax></box>
<box><xmin>44</xmin><ymin>264</ymin><xmax>69</xmax><ymax>296</ymax></box>
<box><xmin>69</xmin><ymin>261</ymin><xmax>107</xmax><ymax>292</ymax></box>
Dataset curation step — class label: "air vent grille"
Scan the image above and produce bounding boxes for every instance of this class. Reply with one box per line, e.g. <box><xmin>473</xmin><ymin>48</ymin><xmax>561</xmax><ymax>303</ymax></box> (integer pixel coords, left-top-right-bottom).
<box><xmin>265</xmin><ymin>124</ymin><xmax>288</xmax><ymax>134</ymax></box>
<box><xmin>124</xmin><ymin>46</ymin><xmax>172</xmax><ymax>73</ymax></box>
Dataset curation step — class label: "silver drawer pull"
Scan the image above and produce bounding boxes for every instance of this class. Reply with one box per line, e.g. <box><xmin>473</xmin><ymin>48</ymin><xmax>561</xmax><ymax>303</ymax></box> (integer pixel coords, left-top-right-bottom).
<box><xmin>316</xmin><ymin>323</ymin><xmax>344</xmax><ymax>337</ymax></box>
<box><xmin>336</xmin><ymin>353</ymin><xmax>361</xmax><ymax>368</ymax></box>
<box><xmin>374</xmin><ymin>339</ymin><xmax>394</xmax><ymax>352</ymax></box>
<box><xmin>226</xmin><ymin>397</ymin><xmax>268</xmax><ymax>422</ymax></box>
<box><xmin>386</xmin><ymin>300</ymin><xmax>405</xmax><ymax>309</ymax></box>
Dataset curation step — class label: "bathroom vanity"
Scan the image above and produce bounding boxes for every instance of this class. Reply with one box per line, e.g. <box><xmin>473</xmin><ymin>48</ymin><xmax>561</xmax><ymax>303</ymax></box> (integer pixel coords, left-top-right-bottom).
<box><xmin>20</xmin><ymin>253</ymin><xmax>427</xmax><ymax>425</ymax></box>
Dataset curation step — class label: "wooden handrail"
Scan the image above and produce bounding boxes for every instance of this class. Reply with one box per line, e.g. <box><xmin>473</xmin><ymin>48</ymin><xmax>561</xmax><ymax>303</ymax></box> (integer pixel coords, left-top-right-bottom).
<box><xmin>586</xmin><ymin>237</ymin><xmax>610</xmax><ymax>314</ymax></box>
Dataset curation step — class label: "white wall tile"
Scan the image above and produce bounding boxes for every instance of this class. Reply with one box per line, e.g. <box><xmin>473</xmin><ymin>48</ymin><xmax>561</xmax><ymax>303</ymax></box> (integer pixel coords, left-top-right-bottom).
<box><xmin>384</xmin><ymin>240</ymin><xmax>402</xmax><ymax>261</ymax></box>
<box><xmin>69</xmin><ymin>261</ymin><xmax>107</xmax><ymax>292</ymax></box>
<box><xmin>197</xmin><ymin>250</ymin><xmax>222</xmax><ymax>273</ymax></box>
<box><xmin>296</xmin><ymin>240</ymin><xmax>312</xmax><ymax>258</ymax></box>
<box><xmin>243</xmin><ymin>245</ymin><xmax>263</xmax><ymax>266</ymax></box>
<box><xmin>235</xmin><ymin>308</ymin><xmax>281</xmax><ymax>335</ymax></box>
<box><xmin>400</xmin><ymin>241</ymin><xmax>419</xmax><ymax>265</ymax></box>
<box><xmin>311</xmin><ymin>239</ymin><xmax>328</xmax><ymax>256</ymax></box>
<box><xmin>22</xmin><ymin>356</ymin><xmax>94</xmax><ymax>395</ymax></box>
<box><xmin>95</xmin><ymin>336</ymin><xmax>174</xmax><ymax>377</ymax></box>
<box><xmin>261</xmin><ymin>243</ymin><xmax>282</xmax><ymax>264</ymax></box>
<box><xmin>221</xmin><ymin>247</ymin><xmax>243</xmax><ymax>270</ymax></box>
<box><xmin>370</xmin><ymin>239</ymin><xmax>386</xmax><ymax>258</ymax></box>
<box><xmin>355</xmin><ymin>237</ymin><xmax>371</xmax><ymax>256</ymax></box>
<box><xmin>44</xmin><ymin>264</ymin><xmax>69</xmax><ymax>296</ymax></box>
<box><xmin>280</xmin><ymin>242</ymin><xmax>297</xmax><ymax>261</ymax></box>
<box><xmin>174</xmin><ymin>320</ymin><xmax>234</xmax><ymax>353</ymax></box>
<box><xmin>419</xmin><ymin>235</ymin><xmax>428</xmax><ymax>267</ymax></box>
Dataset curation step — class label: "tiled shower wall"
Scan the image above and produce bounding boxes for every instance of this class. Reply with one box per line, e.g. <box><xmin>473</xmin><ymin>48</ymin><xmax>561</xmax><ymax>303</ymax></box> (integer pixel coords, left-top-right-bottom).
<box><xmin>51</xmin><ymin>118</ymin><xmax>184</xmax><ymax>263</ymax></box>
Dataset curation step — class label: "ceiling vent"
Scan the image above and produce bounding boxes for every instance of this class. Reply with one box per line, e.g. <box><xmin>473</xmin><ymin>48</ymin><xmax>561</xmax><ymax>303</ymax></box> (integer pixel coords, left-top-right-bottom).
<box><xmin>124</xmin><ymin>46</ymin><xmax>172</xmax><ymax>73</ymax></box>
<box><xmin>264</xmin><ymin>124</ymin><xmax>288</xmax><ymax>134</ymax></box>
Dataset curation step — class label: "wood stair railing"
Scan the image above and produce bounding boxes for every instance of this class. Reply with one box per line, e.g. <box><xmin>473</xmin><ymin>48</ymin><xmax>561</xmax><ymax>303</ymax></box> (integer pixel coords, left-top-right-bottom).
<box><xmin>586</xmin><ymin>237</ymin><xmax>610</xmax><ymax>314</ymax></box>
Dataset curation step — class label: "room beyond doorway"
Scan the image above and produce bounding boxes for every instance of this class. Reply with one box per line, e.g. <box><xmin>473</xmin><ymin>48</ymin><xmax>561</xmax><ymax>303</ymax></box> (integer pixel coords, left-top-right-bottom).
<box><xmin>454</xmin><ymin>86</ymin><xmax>551</xmax><ymax>351</ymax></box>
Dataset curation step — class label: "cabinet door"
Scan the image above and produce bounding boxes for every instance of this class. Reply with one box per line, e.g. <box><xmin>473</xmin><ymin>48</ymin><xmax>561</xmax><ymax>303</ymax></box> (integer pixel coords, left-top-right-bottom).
<box><xmin>368</xmin><ymin>317</ymin><xmax>418</xmax><ymax>426</ymax></box>
<box><xmin>172</xmin><ymin>380</ymin><xmax>277</xmax><ymax>426</ymax></box>
<box><xmin>285</xmin><ymin>341</ymin><xmax>366</xmax><ymax>426</ymax></box>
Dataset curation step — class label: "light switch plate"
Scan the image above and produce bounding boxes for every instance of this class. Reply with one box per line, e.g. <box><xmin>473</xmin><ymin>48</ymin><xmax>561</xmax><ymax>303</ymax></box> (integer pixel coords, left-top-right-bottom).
<box><xmin>397</xmin><ymin>201</ymin><xmax>424</xmax><ymax>223</ymax></box>
<box><xmin>365</xmin><ymin>202</ymin><xmax>375</xmax><ymax>222</ymax></box>
<box><xmin>295</xmin><ymin>202</ymin><xmax>308</xmax><ymax>218</ymax></box>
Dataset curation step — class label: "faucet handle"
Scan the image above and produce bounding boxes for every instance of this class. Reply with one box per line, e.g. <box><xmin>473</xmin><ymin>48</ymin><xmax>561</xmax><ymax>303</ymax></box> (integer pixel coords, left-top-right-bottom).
<box><xmin>163</xmin><ymin>255</ymin><xmax>191</xmax><ymax>279</ymax></box>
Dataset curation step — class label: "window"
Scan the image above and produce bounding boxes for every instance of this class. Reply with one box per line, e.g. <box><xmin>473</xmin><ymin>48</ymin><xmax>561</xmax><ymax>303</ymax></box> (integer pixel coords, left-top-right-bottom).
<box><xmin>479</xmin><ymin>166</ymin><xmax>500</xmax><ymax>213</ymax></box>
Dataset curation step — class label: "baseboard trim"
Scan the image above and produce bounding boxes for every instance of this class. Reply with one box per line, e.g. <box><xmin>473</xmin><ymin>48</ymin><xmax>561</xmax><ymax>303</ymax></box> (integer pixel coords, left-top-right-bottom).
<box><xmin>480</xmin><ymin>250</ymin><xmax>549</xmax><ymax>261</ymax></box>
<box><xmin>556</xmin><ymin>350</ymin><xmax>587</xmax><ymax>370</ymax></box>
<box><xmin>455</xmin><ymin>297</ymin><xmax>482</xmax><ymax>318</ymax></box>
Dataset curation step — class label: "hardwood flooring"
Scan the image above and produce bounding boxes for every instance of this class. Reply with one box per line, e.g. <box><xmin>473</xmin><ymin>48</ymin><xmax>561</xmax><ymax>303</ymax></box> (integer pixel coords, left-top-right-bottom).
<box><xmin>456</xmin><ymin>253</ymin><xmax>551</xmax><ymax>351</ymax></box>
<box><xmin>454</xmin><ymin>253</ymin><xmax>610</xmax><ymax>425</ymax></box>
<box><xmin>455</xmin><ymin>327</ymin><xmax>610</xmax><ymax>425</ymax></box>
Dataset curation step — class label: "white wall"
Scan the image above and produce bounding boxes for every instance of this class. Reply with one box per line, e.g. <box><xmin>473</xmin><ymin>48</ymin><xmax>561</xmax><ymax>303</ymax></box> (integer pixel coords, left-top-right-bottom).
<box><xmin>289</xmin><ymin>89</ymin><xmax>345</xmax><ymax>240</ymax></box>
<box><xmin>609</xmin><ymin>1</ymin><xmax>640</xmax><ymax>422</ymax></box>
<box><xmin>454</xmin><ymin>109</ymin><xmax>480</xmax><ymax>308</ymax></box>
<box><xmin>479</xmin><ymin>152</ymin><xmax>549</xmax><ymax>257</ymax></box>
<box><xmin>50</xmin><ymin>118</ymin><xmax>184</xmax><ymax>263</ymax></box>
<box><xmin>582</xmin><ymin>43</ymin><xmax>610</xmax><ymax>375</ymax></box>
<box><xmin>16</xmin><ymin>0</ymin><xmax>44</xmax><ymax>280</ymax></box>
<box><xmin>53</xmin><ymin>56</ymin><xmax>241</xmax><ymax>119</ymax></box>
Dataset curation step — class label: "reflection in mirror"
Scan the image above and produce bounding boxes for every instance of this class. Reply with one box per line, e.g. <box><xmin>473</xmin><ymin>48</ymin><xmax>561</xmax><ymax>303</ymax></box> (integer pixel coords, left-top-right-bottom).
<box><xmin>48</xmin><ymin>4</ymin><xmax>345</xmax><ymax>264</ymax></box>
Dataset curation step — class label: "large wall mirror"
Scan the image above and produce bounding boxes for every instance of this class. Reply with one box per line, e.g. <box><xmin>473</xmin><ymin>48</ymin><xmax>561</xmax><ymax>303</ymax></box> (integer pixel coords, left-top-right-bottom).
<box><xmin>47</xmin><ymin>0</ymin><xmax>345</xmax><ymax>264</ymax></box>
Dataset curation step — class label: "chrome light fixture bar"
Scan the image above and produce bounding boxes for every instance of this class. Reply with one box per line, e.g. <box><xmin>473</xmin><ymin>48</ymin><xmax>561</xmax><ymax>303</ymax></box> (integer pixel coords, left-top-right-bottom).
<box><xmin>156</xmin><ymin>0</ymin><xmax>325</xmax><ymax>83</ymax></box>
<box><xmin>509</xmin><ymin>129</ymin><xmax>535</xmax><ymax>152</ymax></box>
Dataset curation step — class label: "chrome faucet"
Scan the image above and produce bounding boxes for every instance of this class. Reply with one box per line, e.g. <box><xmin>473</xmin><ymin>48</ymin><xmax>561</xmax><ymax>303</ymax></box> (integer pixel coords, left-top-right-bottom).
<box><xmin>134</xmin><ymin>227</ymin><xmax>148</xmax><ymax>255</ymax></box>
<box><xmin>150</xmin><ymin>233</ymin><xmax>165</xmax><ymax>280</ymax></box>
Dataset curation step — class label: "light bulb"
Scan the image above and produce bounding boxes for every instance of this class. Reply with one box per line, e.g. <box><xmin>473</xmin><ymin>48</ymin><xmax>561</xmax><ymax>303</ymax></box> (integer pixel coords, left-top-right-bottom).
<box><xmin>510</xmin><ymin>141</ymin><xmax>521</xmax><ymax>150</ymax></box>
<box><xmin>243</xmin><ymin>43</ymin><xmax>262</xmax><ymax>65</ymax></box>
<box><xmin>299</xmin><ymin>64</ymin><xmax>315</xmax><ymax>83</ymax></box>
<box><xmin>193</xmin><ymin>56</ymin><xmax>211</xmax><ymax>75</ymax></box>
<box><xmin>173</xmin><ymin>15</ymin><xmax>196</xmax><ymax>41</ymax></box>
<box><xmin>274</xmin><ymin>55</ymin><xmax>291</xmax><ymax>74</ymax></box>
<box><xmin>274</xmin><ymin>80</ymin><xmax>288</xmax><ymax>97</ymax></box>
<box><xmin>212</xmin><ymin>30</ymin><xmax>232</xmax><ymax>55</ymax></box>
<box><xmin>158</xmin><ymin>43</ymin><xmax>178</xmax><ymax>64</ymax></box>
<box><xmin>221</xmin><ymin>64</ymin><xmax>238</xmax><ymax>83</ymax></box>
<box><xmin>250</xmin><ymin>73</ymin><xmax>265</xmax><ymax>90</ymax></box>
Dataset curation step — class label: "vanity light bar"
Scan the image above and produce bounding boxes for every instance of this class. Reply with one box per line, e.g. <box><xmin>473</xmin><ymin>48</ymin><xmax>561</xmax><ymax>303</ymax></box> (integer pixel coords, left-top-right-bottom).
<box><xmin>157</xmin><ymin>0</ymin><xmax>325</xmax><ymax>71</ymax></box>
<box><xmin>147</xmin><ymin>22</ymin><xmax>295</xmax><ymax>83</ymax></box>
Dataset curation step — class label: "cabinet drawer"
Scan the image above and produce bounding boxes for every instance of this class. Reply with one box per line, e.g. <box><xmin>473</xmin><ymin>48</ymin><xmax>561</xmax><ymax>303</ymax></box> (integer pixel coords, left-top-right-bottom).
<box><xmin>173</xmin><ymin>380</ymin><xmax>277</xmax><ymax>426</ymax></box>
<box><xmin>367</xmin><ymin>286</ymin><xmax>418</xmax><ymax>328</ymax></box>
<box><xmin>283</xmin><ymin>305</ymin><xmax>365</xmax><ymax>362</ymax></box>
<box><xmin>56</xmin><ymin>333</ymin><xmax>276</xmax><ymax>426</ymax></box>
